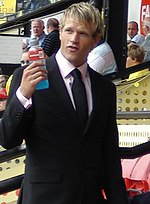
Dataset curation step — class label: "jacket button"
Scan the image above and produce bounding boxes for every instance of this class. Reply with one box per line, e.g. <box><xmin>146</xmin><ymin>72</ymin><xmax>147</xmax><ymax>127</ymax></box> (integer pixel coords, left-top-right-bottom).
<box><xmin>16</xmin><ymin>112</ymin><xmax>21</xmax><ymax>120</ymax></box>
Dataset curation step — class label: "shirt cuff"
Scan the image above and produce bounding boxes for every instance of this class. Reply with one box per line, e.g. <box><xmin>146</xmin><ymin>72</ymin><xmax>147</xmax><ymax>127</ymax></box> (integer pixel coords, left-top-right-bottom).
<box><xmin>16</xmin><ymin>87</ymin><xmax>32</xmax><ymax>109</ymax></box>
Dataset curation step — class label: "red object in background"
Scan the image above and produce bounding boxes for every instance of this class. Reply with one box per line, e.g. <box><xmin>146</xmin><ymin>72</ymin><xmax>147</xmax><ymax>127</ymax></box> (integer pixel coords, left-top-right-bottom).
<box><xmin>124</xmin><ymin>177</ymin><xmax>149</xmax><ymax>197</ymax></box>
<box><xmin>140</xmin><ymin>0</ymin><xmax>150</xmax><ymax>34</ymax></box>
<box><xmin>0</xmin><ymin>88</ymin><xmax>7</xmax><ymax>99</ymax></box>
<box><xmin>0</xmin><ymin>193</ymin><xmax>8</xmax><ymax>196</ymax></box>
<box><xmin>122</xmin><ymin>154</ymin><xmax>150</xmax><ymax>189</ymax></box>
<box><xmin>16</xmin><ymin>189</ymin><xmax>20</xmax><ymax>196</ymax></box>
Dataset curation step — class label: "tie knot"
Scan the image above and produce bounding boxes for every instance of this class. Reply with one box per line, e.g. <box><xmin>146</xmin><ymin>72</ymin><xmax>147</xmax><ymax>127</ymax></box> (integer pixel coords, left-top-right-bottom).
<box><xmin>71</xmin><ymin>69</ymin><xmax>82</xmax><ymax>79</ymax></box>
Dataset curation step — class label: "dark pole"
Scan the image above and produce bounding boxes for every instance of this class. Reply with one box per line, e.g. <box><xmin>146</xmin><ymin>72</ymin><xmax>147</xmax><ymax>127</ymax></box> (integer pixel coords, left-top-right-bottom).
<box><xmin>23</xmin><ymin>21</ymin><xmax>31</xmax><ymax>37</ymax></box>
<box><xmin>91</xmin><ymin>0</ymin><xmax>103</xmax><ymax>12</ymax></box>
<box><xmin>107</xmin><ymin>0</ymin><xmax>128</xmax><ymax>74</ymax></box>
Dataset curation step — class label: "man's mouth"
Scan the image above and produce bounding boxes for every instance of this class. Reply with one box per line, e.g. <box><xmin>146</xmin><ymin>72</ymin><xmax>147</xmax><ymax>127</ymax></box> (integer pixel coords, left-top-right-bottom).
<box><xmin>67</xmin><ymin>45</ymin><xmax>79</xmax><ymax>52</ymax></box>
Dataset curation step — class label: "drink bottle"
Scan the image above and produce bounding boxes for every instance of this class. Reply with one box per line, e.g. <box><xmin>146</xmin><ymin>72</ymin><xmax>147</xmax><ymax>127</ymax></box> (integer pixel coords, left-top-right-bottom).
<box><xmin>29</xmin><ymin>37</ymin><xmax>49</xmax><ymax>90</ymax></box>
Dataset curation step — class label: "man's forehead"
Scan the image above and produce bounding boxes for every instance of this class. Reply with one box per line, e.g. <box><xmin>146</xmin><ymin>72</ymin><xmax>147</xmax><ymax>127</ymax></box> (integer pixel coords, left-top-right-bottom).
<box><xmin>32</xmin><ymin>23</ymin><xmax>40</xmax><ymax>27</ymax></box>
<box><xmin>63</xmin><ymin>19</ymin><xmax>91</xmax><ymax>28</ymax></box>
<box><xmin>32</xmin><ymin>22</ymin><xmax>42</xmax><ymax>27</ymax></box>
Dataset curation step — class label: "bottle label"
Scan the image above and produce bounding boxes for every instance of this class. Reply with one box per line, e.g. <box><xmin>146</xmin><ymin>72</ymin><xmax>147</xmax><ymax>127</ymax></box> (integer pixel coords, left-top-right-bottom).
<box><xmin>29</xmin><ymin>49</ymin><xmax>45</xmax><ymax>61</ymax></box>
<box><xmin>28</xmin><ymin>47</ymin><xmax>49</xmax><ymax>90</ymax></box>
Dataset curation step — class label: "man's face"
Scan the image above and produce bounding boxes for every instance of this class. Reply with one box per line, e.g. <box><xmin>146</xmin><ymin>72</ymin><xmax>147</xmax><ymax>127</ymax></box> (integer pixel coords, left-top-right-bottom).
<box><xmin>126</xmin><ymin>55</ymin><xmax>135</xmax><ymax>68</ymax></box>
<box><xmin>0</xmin><ymin>99</ymin><xmax>6</xmax><ymax>111</ymax></box>
<box><xmin>142</xmin><ymin>17</ymin><xmax>150</xmax><ymax>35</ymax></box>
<box><xmin>31</xmin><ymin>21</ymin><xmax>44</xmax><ymax>37</ymax></box>
<box><xmin>60</xmin><ymin>18</ymin><xmax>99</xmax><ymax>67</ymax></box>
<box><xmin>142</xmin><ymin>23</ymin><xmax>150</xmax><ymax>36</ymax></box>
<box><xmin>20</xmin><ymin>52</ymin><xmax>30</xmax><ymax>66</ymax></box>
<box><xmin>128</xmin><ymin>22</ymin><xmax>138</xmax><ymax>38</ymax></box>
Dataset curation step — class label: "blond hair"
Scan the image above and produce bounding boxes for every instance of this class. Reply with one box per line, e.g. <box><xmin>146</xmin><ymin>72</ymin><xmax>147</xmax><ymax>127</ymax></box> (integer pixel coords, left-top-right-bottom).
<box><xmin>60</xmin><ymin>2</ymin><xmax>103</xmax><ymax>38</ymax></box>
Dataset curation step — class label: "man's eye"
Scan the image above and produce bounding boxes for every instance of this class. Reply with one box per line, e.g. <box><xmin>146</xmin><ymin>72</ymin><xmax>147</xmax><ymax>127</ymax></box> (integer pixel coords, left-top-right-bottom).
<box><xmin>80</xmin><ymin>32</ymin><xmax>87</xmax><ymax>36</ymax></box>
<box><xmin>65</xmin><ymin>29</ymin><xmax>72</xmax><ymax>33</ymax></box>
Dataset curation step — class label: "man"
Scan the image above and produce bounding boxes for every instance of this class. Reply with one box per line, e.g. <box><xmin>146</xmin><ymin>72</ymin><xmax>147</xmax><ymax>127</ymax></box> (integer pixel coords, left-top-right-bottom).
<box><xmin>41</xmin><ymin>18</ymin><xmax>60</xmax><ymax>57</ymax></box>
<box><xmin>88</xmin><ymin>38</ymin><xmax>117</xmax><ymax>76</ymax></box>
<box><xmin>0</xmin><ymin>75</ymin><xmax>8</xmax><ymax>117</ymax></box>
<box><xmin>141</xmin><ymin>17</ymin><xmax>150</xmax><ymax>62</ymax></box>
<box><xmin>126</xmin><ymin>44</ymin><xmax>149</xmax><ymax>81</ymax></box>
<box><xmin>0</xmin><ymin>2</ymin><xmax>128</xmax><ymax>204</ymax></box>
<box><xmin>127</xmin><ymin>21</ymin><xmax>145</xmax><ymax>45</ymax></box>
<box><xmin>22</xmin><ymin>18</ymin><xmax>46</xmax><ymax>49</ymax></box>
<box><xmin>0</xmin><ymin>74</ymin><xmax>9</xmax><ymax>90</ymax></box>
<box><xmin>0</xmin><ymin>87</ymin><xmax>7</xmax><ymax>118</ymax></box>
<box><xmin>20</xmin><ymin>47</ymin><xmax>30</xmax><ymax>66</ymax></box>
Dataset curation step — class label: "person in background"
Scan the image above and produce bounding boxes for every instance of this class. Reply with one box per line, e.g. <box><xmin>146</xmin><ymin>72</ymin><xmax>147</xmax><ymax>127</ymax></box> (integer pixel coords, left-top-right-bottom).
<box><xmin>0</xmin><ymin>75</ymin><xmax>9</xmax><ymax>89</ymax></box>
<box><xmin>87</xmin><ymin>37</ymin><xmax>117</xmax><ymax>76</ymax></box>
<box><xmin>141</xmin><ymin>17</ymin><xmax>150</xmax><ymax>62</ymax></box>
<box><xmin>127</xmin><ymin>21</ymin><xmax>145</xmax><ymax>45</ymax></box>
<box><xmin>20</xmin><ymin>47</ymin><xmax>30</xmax><ymax>66</ymax></box>
<box><xmin>6</xmin><ymin>48</ymin><xmax>30</xmax><ymax>95</ymax></box>
<box><xmin>0</xmin><ymin>88</ymin><xmax>7</xmax><ymax>117</ymax></box>
<box><xmin>41</xmin><ymin>18</ymin><xmax>60</xmax><ymax>57</ymax></box>
<box><xmin>126</xmin><ymin>43</ymin><xmax>149</xmax><ymax>80</ymax></box>
<box><xmin>0</xmin><ymin>75</ymin><xmax>9</xmax><ymax>117</ymax></box>
<box><xmin>22</xmin><ymin>18</ymin><xmax>46</xmax><ymax>50</ymax></box>
<box><xmin>0</xmin><ymin>2</ymin><xmax>128</xmax><ymax>204</ymax></box>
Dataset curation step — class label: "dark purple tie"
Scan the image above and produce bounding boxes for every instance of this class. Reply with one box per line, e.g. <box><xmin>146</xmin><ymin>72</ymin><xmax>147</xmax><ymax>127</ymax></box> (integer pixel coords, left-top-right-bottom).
<box><xmin>71</xmin><ymin>69</ymin><xmax>88</xmax><ymax>132</ymax></box>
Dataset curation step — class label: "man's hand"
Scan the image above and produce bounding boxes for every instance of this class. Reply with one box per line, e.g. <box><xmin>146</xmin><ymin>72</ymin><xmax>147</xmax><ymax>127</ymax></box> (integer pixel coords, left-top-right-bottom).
<box><xmin>20</xmin><ymin>61</ymin><xmax>48</xmax><ymax>99</ymax></box>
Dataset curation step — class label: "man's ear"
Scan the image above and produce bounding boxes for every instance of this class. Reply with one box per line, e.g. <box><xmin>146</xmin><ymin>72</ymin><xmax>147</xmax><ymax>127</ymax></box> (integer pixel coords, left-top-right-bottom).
<box><xmin>132</xmin><ymin>57</ymin><xmax>137</xmax><ymax>63</ymax></box>
<box><xmin>92</xmin><ymin>36</ymin><xmax>101</xmax><ymax>50</ymax></box>
<box><xmin>59</xmin><ymin>30</ymin><xmax>62</xmax><ymax>41</ymax></box>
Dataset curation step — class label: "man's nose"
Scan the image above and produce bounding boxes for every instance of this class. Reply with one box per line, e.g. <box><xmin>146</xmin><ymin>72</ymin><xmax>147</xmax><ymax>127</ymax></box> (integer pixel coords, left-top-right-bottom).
<box><xmin>70</xmin><ymin>32</ymin><xmax>79</xmax><ymax>43</ymax></box>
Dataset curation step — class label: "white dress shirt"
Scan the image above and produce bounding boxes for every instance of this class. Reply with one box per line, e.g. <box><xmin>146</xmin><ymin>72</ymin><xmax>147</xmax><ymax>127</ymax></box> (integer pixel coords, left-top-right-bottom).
<box><xmin>88</xmin><ymin>41</ymin><xmax>117</xmax><ymax>75</ymax></box>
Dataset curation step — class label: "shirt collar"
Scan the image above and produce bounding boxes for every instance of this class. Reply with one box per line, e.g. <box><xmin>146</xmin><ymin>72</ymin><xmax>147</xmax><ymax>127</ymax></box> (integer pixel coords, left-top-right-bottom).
<box><xmin>145</xmin><ymin>33</ymin><xmax>150</xmax><ymax>39</ymax></box>
<box><xmin>39</xmin><ymin>32</ymin><xmax>46</xmax><ymax>40</ymax></box>
<box><xmin>55</xmin><ymin>50</ymin><xmax>88</xmax><ymax>79</ymax></box>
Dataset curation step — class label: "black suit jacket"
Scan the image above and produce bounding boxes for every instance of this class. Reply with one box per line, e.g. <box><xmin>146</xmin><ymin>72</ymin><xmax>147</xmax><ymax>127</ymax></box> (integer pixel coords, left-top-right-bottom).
<box><xmin>0</xmin><ymin>55</ymin><xmax>128</xmax><ymax>204</ymax></box>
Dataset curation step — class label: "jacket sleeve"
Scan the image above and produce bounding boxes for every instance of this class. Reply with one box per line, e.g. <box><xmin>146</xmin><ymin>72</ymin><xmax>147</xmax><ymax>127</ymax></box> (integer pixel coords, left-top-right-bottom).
<box><xmin>0</xmin><ymin>66</ymin><xmax>33</xmax><ymax>149</ymax></box>
<box><xmin>103</xmin><ymin>82</ymin><xmax>128</xmax><ymax>204</ymax></box>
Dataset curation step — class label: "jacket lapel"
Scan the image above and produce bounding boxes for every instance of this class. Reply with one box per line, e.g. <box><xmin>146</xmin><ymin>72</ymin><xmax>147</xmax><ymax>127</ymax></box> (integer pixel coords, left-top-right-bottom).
<box><xmin>83</xmin><ymin>67</ymin><xmax>106</xmax><ymax>135</ymax></box>
<box><xmin>46</xmin><ymin>56</ymin><xmax>79</xmax><ymax>126</ymax></box>
<box><xmin>46</xmin><ymin>57</ymin><xmax>104</xmax><ymax>135</ymax></box>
